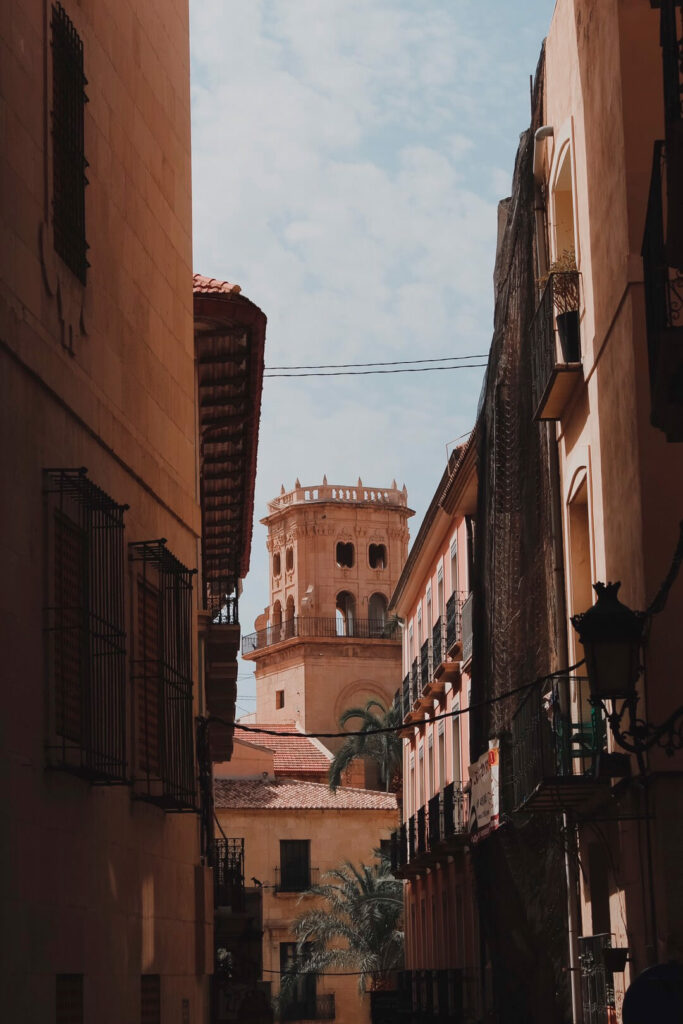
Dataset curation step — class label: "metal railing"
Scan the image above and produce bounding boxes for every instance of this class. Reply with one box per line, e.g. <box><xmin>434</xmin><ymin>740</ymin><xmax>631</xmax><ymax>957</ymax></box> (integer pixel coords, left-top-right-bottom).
<box><xmin>411</xmin><ymin>658</ymin><xmax>419</xmax><ymax>705</ymax></box>
<box><xmin>274</xmin><ymin>865</ymin><xmax>319</xmax><ymax>894</ymax></box>
<box><xmin>400</xmin><ymin>969</ymin><xmax>464</xmax><ymax>1021</ymax></box>
<box><xmin>579</xmin><ymin>934</ymin><xmax>615</xmax><ymax>1024</ymax></box>
<box><xmin>242</xmin><ymin>615</ymin><xmax>399</xmax><ymax>653</ymax></box>
<box><xmin>461</xmin><ymin>592</ymin><xmax>474</xmax><ymax>663</ymax></box>
<box><xmin>205</xmin><ymin>580</ymin><xmax>239</xmax><ymax>625</ymax></box>
<box><xmin>401</xmin><ymin>674</ymin><xmax>411</xmax><ymax>719</ymax></box>
<box><xmin>530</xmin><ymin>271</ymin><xmax>582</xmax><ymax>414</ymax></box>
<box><xmin>420</xmin><ymin>638</ymin><xmax>432</xmax><ymax>692</ymax></box>
<box><xmin>282</xmin><ymin>993</ymin><xmax>335</xmax><ymax>1021</ymax></box>
<box><xmin>511</xmin><ymin>675</ymin><xmax>607</xmax><ymax>809</ymax></box>
<box><xmin>212</xmin><ymin>837</ymin><xmax>245</xmax><ymax>912</ymax></box>
<box><xmin>432</xmin><ymin>616</ymin><xmax>444</xmax><ymax>669</ymax></box>
<box><xmin>392</xmin><ymin>786</ymin><xmax>467</xmax><ymax>871</ymax></box>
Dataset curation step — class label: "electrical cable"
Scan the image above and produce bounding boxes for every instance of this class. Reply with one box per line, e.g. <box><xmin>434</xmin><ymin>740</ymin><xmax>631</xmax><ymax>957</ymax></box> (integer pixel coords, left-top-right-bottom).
<box><xmin>205</xmin><ymin>660</ymin><xmax>586</xmax><ymax>741</ymax></box>
<box><xmin>266</xmin><ymin>354</ymin><xmax>489</xmax><ymax>370</ymax></box>
<box><xmin>264</xmin><ymin>363</ymin><xmax>488</xmax><ymax>378</ymax></box>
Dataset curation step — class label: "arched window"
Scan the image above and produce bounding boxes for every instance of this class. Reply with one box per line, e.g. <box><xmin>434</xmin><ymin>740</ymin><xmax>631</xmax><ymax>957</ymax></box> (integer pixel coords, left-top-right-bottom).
<box><xmin>284</xmin><ymin>595</ymin><xmax>296</xmax><ymax>639</ymax></box>
<box><xmin>336</xmin><ymin>541</ymin><xmax>354</xmax><ymax>568</ymax></box>
<box><xmin>368</xmin><ymin>543</ymin><xmax>387</xmax><ymax>569</ymax></box>
<box><xmin>552</xmin><ymin>147</ymin><xmax>576</xmax><ymax>259</ymax></box>
<box><xmin>273</xmin><ymin>552</ymin><xmax>281</xmax><ymax>577</ymax></box>
<box><xmin>272</xmin><ymin>600</ymin><xmax>282</xmax><ymax>627</ymax></box>
<box><xmin>368</xmin><ymin>592</ymin><xmax>388</xmax><ymax>636</ymax></box>
<box><xmin>336</xmin><ymin>591</ymin><xmax>356</xmax><ymax>636</ymax></box>
<box><xmin>285</xmin><ymin>547</ymin><xmax>294</xmax><ymax>572</ymax></box>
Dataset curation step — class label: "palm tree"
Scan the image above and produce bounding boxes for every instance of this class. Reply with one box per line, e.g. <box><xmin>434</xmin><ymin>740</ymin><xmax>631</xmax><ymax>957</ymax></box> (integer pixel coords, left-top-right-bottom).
<box><xmin>328</xmin><ymin>699</ymin><xmax>402</xmax><ymax>793</ymax></box>
<box><xmin>277</xmin><ymin>859</ymin><xmax>404</xmax><ymax>1011</ymax></box>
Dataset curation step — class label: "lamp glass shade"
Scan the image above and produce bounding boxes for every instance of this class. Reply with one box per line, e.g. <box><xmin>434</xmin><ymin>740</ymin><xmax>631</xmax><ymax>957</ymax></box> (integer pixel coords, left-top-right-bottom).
<box><xmin>571</xmin><ymin>582</ymin><xmax>643</xmax><ymax>700</ymax></box>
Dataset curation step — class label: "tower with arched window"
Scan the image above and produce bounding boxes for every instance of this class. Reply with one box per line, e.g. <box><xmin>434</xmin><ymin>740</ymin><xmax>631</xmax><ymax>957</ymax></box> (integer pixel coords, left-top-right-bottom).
<box><xmin>241</xmin><ymin>478</ymin><xmax>413</xmax><ymax>749</ymax></box>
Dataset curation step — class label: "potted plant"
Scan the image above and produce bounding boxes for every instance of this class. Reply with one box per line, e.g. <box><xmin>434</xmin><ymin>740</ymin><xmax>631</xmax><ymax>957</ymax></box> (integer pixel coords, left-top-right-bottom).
<box><xmin>541</xmin><ymin>249</ymin><xmax>580</xmax><ymax>362</ymax></box>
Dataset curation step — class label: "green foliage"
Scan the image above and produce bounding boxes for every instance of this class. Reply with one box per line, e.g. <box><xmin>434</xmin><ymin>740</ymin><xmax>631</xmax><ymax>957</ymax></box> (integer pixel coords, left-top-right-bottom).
<box><xmin>328</xmin><ymin>699</ymin><xmax>403</xmax><ymax>793</ymax></box>
<box><xmin>277</xmin><ymin>860</ymin><xmax>404</xmax><ymax>1009</ymax></box>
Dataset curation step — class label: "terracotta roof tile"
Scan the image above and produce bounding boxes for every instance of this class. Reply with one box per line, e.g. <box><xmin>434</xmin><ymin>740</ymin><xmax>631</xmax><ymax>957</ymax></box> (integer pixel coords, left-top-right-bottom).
<box><xmin>193</xmin><ymin>273</ymin><xmax>241</xmax><ymax>295</ymax></box>
<box><xmin>240</xmin><ymin>723</ymin><xmax>333</xmax><ymax>778</ymax></box>
<box><xmin>214</xmin><ymin>777</ymin><xmax>398</xmax><ymax>811</ymax></box>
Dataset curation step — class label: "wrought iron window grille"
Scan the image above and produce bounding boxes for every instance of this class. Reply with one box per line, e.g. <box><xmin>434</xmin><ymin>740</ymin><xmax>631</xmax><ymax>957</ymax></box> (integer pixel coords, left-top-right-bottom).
<box><xmin>212</xmin><ymin>837</ymin><xmax>245</xmax><ymax>911</ymax></box>
<box><xmin>44</xmin><ymin>468</ymin><xmax>128</xmax><ymax>782</ymax></box>
<box><xmin>130</xmin><ymin>540</ymin><xmax>197</xmax><ymax>811</ymax></box>
<box><xmin>51</xmin><ymin>3</ymin><xmax>89</xmax><ymax>283</ymax></box>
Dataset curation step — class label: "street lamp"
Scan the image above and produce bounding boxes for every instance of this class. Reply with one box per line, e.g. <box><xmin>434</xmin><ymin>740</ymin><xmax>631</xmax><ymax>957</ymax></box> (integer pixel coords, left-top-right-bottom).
<box><xmin>571</xmin><ymin>581</ymin><xmax>683</xmax><ymax>757</ymax></box>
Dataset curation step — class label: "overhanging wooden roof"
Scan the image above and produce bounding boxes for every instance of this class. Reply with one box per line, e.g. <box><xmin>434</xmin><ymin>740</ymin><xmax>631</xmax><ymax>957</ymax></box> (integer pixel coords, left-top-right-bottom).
<box><xmin>194</xmin><ymin>274</ymin><xmax>266</xmax><ymax>599</ymax></box>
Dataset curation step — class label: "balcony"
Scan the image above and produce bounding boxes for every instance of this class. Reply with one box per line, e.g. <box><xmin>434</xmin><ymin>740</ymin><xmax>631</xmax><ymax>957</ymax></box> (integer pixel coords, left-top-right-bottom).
<box><xmin>530</xmin><ymin>271</ymin><xmax>583</xmax><ymax>421</ymax></box>
<box><xmin>510</xmin><ymin>675</ymin><xmax>626</xmax><ymax>812</ymax></box>
<box><xmin>642</xmin><ymin>139</ymin><xmax>683</xmax><ymax>441</ymax></box>
<box><xmin>213</xmin><ymin>837</ymin><xmax>245</xmax><ymax>913</ymax></box>
<box><xmin>282</xmin><ymin>993</ymin><xmax>335</xmax><ymax>1021</ymax></box>
<box><xmin>399</xmin><ymin>968</ymin><xmax>464</xmax><ymax>1022</ymax></box>
<box><xmin>460</xmin><ymin>593</ymin><xmax>473</xmax><ymax>665</ymax></box>
<box><xmin>391</xmin><ymin>785</ymin><xmax>468</xmax><ymax>877</ymax></box>
<box><xmin>420</xmin><ymin>638</ymin><xmax>433</xmax><ymax>695</ymax></box>
<box><xmin>578</xmin><ymin>934</ymin><xmax>617</xmax><ymax>1024</ymax></box>
<box><xmin>242</xmin><ymin>615</ymin><xmax>399</xmax><ymax>655</ymax></box>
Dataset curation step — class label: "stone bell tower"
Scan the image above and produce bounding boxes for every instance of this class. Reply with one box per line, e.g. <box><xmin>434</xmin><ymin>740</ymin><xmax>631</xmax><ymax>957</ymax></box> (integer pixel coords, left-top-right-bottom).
<box><xmin>241</xmin><ymin>477</ymin><xmax>413</xmax><ymax>749</ymax></box>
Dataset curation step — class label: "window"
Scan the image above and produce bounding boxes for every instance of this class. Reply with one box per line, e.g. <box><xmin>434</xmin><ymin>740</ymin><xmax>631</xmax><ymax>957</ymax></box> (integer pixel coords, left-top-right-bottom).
<box><xmin>273</xmin><ymin>552</ymin><xmax>281</xmax><ymax>576</ymax></box>
<box><xmin>285</xmin><ymin>546</ymin><xmax>294</xmax><ymax>572</ymax></box>
<box><xmin>279</xmin><ymin>840</ymin><xmax>311</xmax><ymax>892</ymax></box>
<box><xmin>438</xmin><ymin>724</ymin><xmax>446</xmax><ymax>791</ymax></box>
<box><xmin>450</xmin><ymin>536</ymin><xmax>459</xmax><ymax>594</ymax></box>
<box><xmin>44</xmin><ymin>469</ymin><xmax>127</xmax><ymax>782</ymax></box>
<box><xmin>140</xmin><ymin>975</ymin><xmax>160</xmax><ymax>1024</ymax></box>
<box><xmin>368</xmin><ymin>543</ymin><xmax>387</xmax><ymax>569</ymax></box>
<box><xmin>418</xmin><ymin>746</ymin><xmax>425</xmax><ymax>807</ymax></box>
<box><xmin>417</xmin><ymin>605</ymin><xmax>422</xmax><ymax>646</ymax></box>
<box><xmin>335</xmin><ymin>540</ymin><xmax>354</xmax><ymax>568</ymax></box>
<box><xmin>335</xmin><ymin>591</ymin><xmax>355</xmax><ymax>636</ymax></box>
<box><xmin>276</xmin><ymin>690</ymin><xmax>285</xmax><ymax>710</ymax></box>
<box><xmin>280</xmin><ymin>943</ymin><xmax>316</xmax><ymax>1021</ymax></box>
<box><xmin>452</xmin><ymin>709</ymin><xmax>461</xmax><ymax>784</ymax></box>
<box><xmin>130</xmin><ymin>541</ymin><xmax>196</xmax><ymax>810</ymax></box>
<box><xmin>437</xmin><ymin>564</ymin><xmax>444</xmax><ymax>622</ymax></box>
<box><xmin>408</xmin><ymin>623</ymin><xmax>414</xmax><ymax>664</ymax></box>
<box><xmin>368</xmin><ymin>592</ymin><xmax>388</xmax><ymax>634</ymax></box>
<box><xmin>56</xmin><ymin>974</ymin><xmax>83</xmax><ymax>1024</ymax></box>
<box><xmin>427</xmin><ymin>735</ymin><xmax>434</xmax><ymax>798</ymax></box>
<box><xmin>426</xmin><ymin>584</ymin><xmax>432</xmax><ymax>636</ymax></box>
<box><xmin>51</xmin><ymin>3</ymin><xmax>89</xmax><ymax>283</ymax></box>
<box><xmin>465</xmin><ymin>516</ymin><xmax>475</xmax><ymax>591</ymax></box>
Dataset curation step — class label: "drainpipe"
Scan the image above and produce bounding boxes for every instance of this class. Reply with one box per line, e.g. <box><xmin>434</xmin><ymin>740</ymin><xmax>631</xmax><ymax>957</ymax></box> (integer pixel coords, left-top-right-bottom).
<box><xmin>546</xmin><ymin>425</ymin><xmax>583</xmax><ymax>1023</ymax></box>
<box><xmin>533</xmin><ymin>126</ymin><xmax>554</xmax><ymax>283</ymax></box>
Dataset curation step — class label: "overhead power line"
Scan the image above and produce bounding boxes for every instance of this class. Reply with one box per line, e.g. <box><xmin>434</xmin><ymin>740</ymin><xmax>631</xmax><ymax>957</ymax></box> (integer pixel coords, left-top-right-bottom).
<box><xmin>205</xmin><ymin>660</ymin><xmax>586</xmax><ymax>741</ymax></box>
<box><xmin>266</xmin><ymin>354</ymin><xmax>489</xmax><ymax>370</ymax></box>
<box><xmin>264</xmin><ymin>362</ymin><xmax>488</xmax><ymax>378</ymax></box>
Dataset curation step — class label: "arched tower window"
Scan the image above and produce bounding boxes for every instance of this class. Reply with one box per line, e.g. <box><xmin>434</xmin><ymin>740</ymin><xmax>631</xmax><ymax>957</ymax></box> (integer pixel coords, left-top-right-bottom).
<box><xmin>336</xmin><ymin>541</ymin><xmax>354</xmax><ymax>568</ymax></box>
<box><xmin>272</xmin><ymin>600</ymin><xmax>282</xmax><ymax>628</ymax></box>
<box><xmin>336</xmin><ymin>591</ymin><xmax>356</xmax><ymax>636</ymax></box>
<box><xmin>273</xmin><ymin>552</ymin><xmax>281</xmax><ymax>576</ymax></box>
<box><xmin>285</xmin><ymin>547</ymin><xmax>294</xmax><ymax>572</ymax></box>
<box><xmin>284</xmin><ymin>595</ymin><xmax>296</xmax><ymax>639</ymax></box>
<box><xmin>368</xmin><ymin>592</ymin><xmax>388</xmax><ymax>636</ymax></box>
<box><xmin>368</xmin><ymin>543</ymin><xmax>387</xmax><ymax>569</ymax></box>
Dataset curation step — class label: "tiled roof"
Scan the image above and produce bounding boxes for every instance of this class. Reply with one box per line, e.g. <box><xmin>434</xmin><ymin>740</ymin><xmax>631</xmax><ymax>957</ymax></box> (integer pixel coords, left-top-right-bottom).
<box><xmin>214</xmin><ymin>777</ymin><xmax>398</xmax><ymax>811</ymax></box>
<box><xmin>193</xmin><ymin>273</ymin><xmax>242</xmax><ymax>295</ymax></box>
<box><xmin>240</xmin><ymin>723</ymin><xmax>332</xmax><ymax>777</ymax></box>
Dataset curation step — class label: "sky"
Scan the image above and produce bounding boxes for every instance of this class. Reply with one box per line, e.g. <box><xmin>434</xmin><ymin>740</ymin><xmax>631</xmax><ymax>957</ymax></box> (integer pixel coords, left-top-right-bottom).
<box><xmin>189</xmin><ymin>0</ymin><xmax>556</xmax><ymax>715</ymax></box>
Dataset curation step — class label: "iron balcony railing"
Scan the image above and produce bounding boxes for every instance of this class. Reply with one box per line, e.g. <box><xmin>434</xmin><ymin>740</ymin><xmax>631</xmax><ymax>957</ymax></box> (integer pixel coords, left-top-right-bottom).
<box><xmin>461</xmin><ymin>592</ymin><xmax>473</xmax><ymax>664</ymax></box>
<box><xmin>420</xmin><ymin>638</ymin><xmax>432</xmax><ymax>693</ymax></box>
<box><xmin>274</xmin><ymin>865</ymin><xmax>319</xmax><ymax>894</ymax></box>
<box><xmin>205</xmin><ymin>579</ymin><xmax>239</xmax><ymax>626</ymax></box>
<box><xmin>511</xmin><ymin>675</ymin><xmax>607</xmax><ymax>809</ymax></box>
<box><xmin>401</xmin><ymin>673</ymin><xmax>411</xmax><ymax>719</ymax></box>
<box><xmin>392</xmin><ymin>786</ymin><xmax>467</xmax><ymax>871</ymax></box>
<box><xmin>282</xmin><ymin>993</ymin><xmax>335</xmax><ymax>1022</ymax></box>
<box><xmin>579</xmin><ymin>934</ymin><xmax>615</xmax><ymax>1024</ymax></box>
<box><xmin>212</xmin><ymin>837</ymin><xmax>245</xmax><ymax>912</ymax></box>
<box><xmin>530</xmin><ymin>270</ymin><xmax>582</xmax><ymax>414</ymax></box>
<box><xmin>401</xmin><ymin>969</ymin><xmax>465</xmax><ymax>1022</ymax></box>
<box><xmin>432</xmin><ymin>616</ymin><xmax>443</xmax><ymax>669</ymax></box>
<box><xmin>242</xmin><ymin>614</ymin><xmax>399</xmax><ymax>653</ymax></box>
<box><xmin>445</xmin><ymin>592</ymin><xmax>458</xmax><ymax>651</ymax></box>
<box><xmin>411</xmin><ymin>658</ymin><xmax>419</xmax><ymax>704</ymax></box>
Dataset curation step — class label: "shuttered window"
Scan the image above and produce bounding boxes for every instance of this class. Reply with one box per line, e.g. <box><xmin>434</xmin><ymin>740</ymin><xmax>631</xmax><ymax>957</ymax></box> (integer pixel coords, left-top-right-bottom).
<box><xmin>56</xmin><ymin>974</ymin><xmax>83</xmax><ymax>1024</ymax></box>
<box><xmin>140</xmin><ymin>975</ymin><xmax>160</xmax><ymax>1024</ymax></box>
<box><xmin>279</xmin><ymin>840</ymin><xmax>310</xmax><ymax>892</ymax></box>
<box><xmin>137</xmin><ymin>577</ymin><xmax>161</xmax><ymax>776</ymax></box>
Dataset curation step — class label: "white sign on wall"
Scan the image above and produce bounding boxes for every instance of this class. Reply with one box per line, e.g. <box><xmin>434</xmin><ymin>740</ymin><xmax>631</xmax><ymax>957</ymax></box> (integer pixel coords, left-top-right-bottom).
<box><xmin>468</xmin><ymin>741</ymin><xmax>500</xmax><ymax>843</ymax></box>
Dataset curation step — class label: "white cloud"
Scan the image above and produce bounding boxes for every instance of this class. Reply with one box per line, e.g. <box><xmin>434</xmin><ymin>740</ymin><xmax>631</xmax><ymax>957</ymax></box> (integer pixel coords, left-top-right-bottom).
<box><xmin>189</xmin><ymin>0</ymin><xmax>555</xmax><ymax>699</ymax></box>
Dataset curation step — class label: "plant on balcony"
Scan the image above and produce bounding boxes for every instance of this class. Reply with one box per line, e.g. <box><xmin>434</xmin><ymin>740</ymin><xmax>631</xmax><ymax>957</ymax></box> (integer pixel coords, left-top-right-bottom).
<box><xmin>540</xmin><ymin>249</ymin><xmax>580</xmax><ymax>362</ymax></box>
<box><xmin>328</xmin><ymin>699</ymin><xmax>402</xmax><ymax>793</ymax></box>
<box><xmin>277</xmin><ymin>859</ymin><xmax>404</xmax><ymax>1010</ymax></box>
